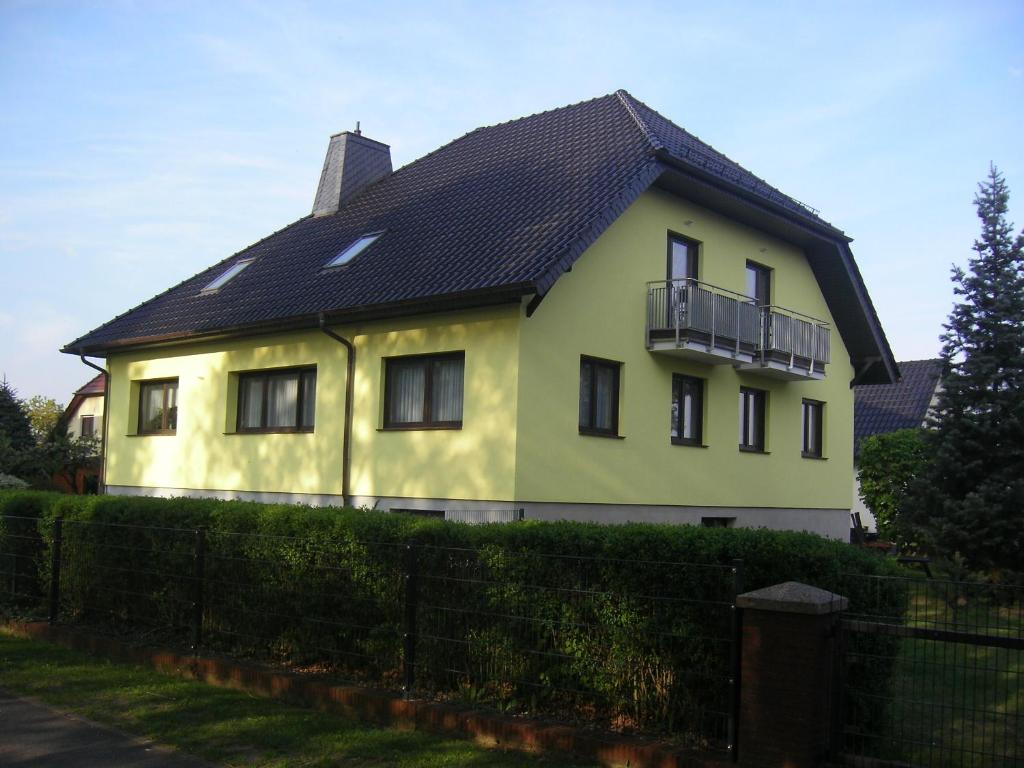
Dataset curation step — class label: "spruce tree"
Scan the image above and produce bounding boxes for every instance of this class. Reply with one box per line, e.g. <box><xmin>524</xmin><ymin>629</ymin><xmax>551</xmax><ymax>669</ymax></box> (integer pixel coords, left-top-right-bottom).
<box><xmin>0</xmin><ymin>377</ymin><xmax>35</xmax><ymax>477</ymax></box>
<box><xmin>918</xmin><ymin>166</ymin><xmax>1024</xmax><ymax>573</ymax></box>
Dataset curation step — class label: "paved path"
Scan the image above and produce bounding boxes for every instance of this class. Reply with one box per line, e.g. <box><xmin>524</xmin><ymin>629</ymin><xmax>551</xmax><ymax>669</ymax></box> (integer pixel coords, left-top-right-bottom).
<box><xmin>0</xmin><ymin>688</ymin><xmax>213</xmax><ymax>767</ymax></box>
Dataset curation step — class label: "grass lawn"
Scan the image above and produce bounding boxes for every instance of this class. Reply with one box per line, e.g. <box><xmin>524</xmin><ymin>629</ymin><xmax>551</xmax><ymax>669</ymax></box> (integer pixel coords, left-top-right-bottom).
<box><xmin>0</xmin><ymin>630</ymin><xmax>595</xmax><ymax>768</ymax></box>
<box><xmin>854</xmin><ymin>580</ymin><xmax>1023</xmax><ymax>768</ymax></box>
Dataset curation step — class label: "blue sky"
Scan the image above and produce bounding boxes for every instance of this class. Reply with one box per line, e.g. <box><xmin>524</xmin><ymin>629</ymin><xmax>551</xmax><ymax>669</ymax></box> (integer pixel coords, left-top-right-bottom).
<box><xmin>1</xmin><ymin>0</ymin><xmax>1021</xmax><ymax>401</ymax></box>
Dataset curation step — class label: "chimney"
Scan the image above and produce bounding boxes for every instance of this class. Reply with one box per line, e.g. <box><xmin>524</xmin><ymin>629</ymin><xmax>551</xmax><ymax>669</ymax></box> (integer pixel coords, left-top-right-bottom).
<box><xmin>312</xmin><ymin>129</ymin><xmax>392</xmax><ymax>217</ymax></box>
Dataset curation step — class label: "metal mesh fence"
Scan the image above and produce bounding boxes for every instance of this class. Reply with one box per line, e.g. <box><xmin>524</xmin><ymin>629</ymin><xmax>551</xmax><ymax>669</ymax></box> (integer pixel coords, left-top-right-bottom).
<box><xmin>838</xmin><ymin>574</ymin><xmax>1023</xmax><ymax>768</ymax></box>
<box><xmin>0</xmin><ymin>515</ymin><xmax>740</xmax><ymax>751</ymax></box>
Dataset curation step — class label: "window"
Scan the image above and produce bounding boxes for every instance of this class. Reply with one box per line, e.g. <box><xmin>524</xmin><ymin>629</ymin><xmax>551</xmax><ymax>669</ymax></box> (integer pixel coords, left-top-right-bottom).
<box><xmin>237</xmin><ymin>368</ymin><xmax>316</xmax><ymax>432</ymax></box>
<box><xmin>202</xmin><ymin>259</ymin><xmax>253</xmax><ymax>293</ymax></box>
<box><xmin>138</xmin><ymin>379</ymin><xmax>178</xmax><ymax>434</ymax></box>
<box><xmin>326</xmin><ymin>233</ymin><xmax>381</xmax><ymax>268</ymax></box>
<box><xmin>745</xmin><ymin>261</ymin><xmax>771</xmax><ymax>305</ymax></box>
<box><xmin>802</xmin><ymin>399</ymin><xmax>824</xmax><ymax>458</ymax></box>
<box><xmin>391</xmin><ymin>508</ymin><xmax>445</xmax><ymax>519</ymax></box>
<box><xmin>738</xmin><ymin>387</ymin><xmax>766</xmax><ymax>452</ymax></box>
<box><xmin>671</xmin><ymin>374</ymin><xmax>704</xmax><ymax>446</ymax></box>
<box><xmin>701</xmin><ymin>517</ymin><xmax>736</xmax><ymax>529</ymax></box>
<box><xmin>80</xmin><ymin>416</ymin><xmax>95</xmax><ymax>438</ymax></box>
<box><xmin>579</xmin><ymin>356</ymin><xmax>621</xmax><ymax>436</ymax></box>
<box><xmin>383</xmin><ymin>352</ymin><xmax>464</xmax><ymax>429</ymax></box>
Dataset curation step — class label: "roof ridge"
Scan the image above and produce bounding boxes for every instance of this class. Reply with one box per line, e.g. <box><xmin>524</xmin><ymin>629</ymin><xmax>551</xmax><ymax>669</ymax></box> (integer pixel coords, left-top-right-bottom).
<box><xmin>620</xmin><ymin>91</ymin><xmax>826</xmax><ymax>221</ymax></box>
<box><xmin>614</xmin><ymin>89</ymin><xmax>663</xmax><ymax>151</ymax></box>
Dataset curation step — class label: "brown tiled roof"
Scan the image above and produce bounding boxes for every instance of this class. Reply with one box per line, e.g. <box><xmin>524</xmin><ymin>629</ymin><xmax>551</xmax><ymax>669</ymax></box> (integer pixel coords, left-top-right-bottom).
<box><xmin>74</xmin><ymin>373</ymin><xmax>106</xmax><ymax>396</ymax></box>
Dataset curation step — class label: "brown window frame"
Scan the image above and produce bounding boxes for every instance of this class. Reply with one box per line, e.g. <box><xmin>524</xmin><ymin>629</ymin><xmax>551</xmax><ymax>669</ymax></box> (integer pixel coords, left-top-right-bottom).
<box><xmin>80</xmin><ymin>415</ymin><xmax>95</xmax><ymax>438</ymax></box>
<box><xmin>739</xmin><ymin>386</ymin><xmax>767</xmax><ymax>452</ymax></box>
<box><xmin>236</xmin><ymin>367</ymin><xmax>317</xmax><ymax>434</ymax></box>
<box><xmin>801</xmin><ymin>399</ymin><xmax>824</xmax><ymax>458</ymax></box>
<box><xmin>671</xmin><ymin>373</ymin><xmax>704</xmax><ymax>446</ymax></box>
<box><xmin>137</xmin><ymin>378</ymin><xmax>178</xmax><ymax>435</ymax></box>
<box><xmin>382</xmin><ymin>351</ymin><xmax>465</xmax><ymax>430</ymax></box>
<box><xmin>579</xmin><ymin>355</ymin><xmax>621</xmax><ymax>438</ymax></box>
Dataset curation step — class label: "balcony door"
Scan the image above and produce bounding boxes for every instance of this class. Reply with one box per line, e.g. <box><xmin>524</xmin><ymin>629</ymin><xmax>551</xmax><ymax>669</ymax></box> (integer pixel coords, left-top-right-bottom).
<box><xmin>668</xmin><ymin>236</ymin><xmax>699</xmax><ymax>328</ymax></box>
<box><xmin>746</xmin><ymin>261</ymin><xmax>772</xmax><ymax>350</ymax></box>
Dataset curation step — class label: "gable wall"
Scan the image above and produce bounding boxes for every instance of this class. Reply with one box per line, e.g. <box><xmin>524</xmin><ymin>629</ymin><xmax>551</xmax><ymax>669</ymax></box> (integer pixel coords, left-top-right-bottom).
<box><xmin>513</xmin><ymin>189</ymin><xmax>855</xmax><ymax>521</ymax></box>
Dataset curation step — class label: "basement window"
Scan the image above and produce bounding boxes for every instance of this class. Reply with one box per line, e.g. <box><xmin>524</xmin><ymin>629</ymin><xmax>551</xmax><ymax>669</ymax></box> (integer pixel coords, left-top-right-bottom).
<box><xmin>326</xmin><ymin>233</ymin><xmax>381</xmax><ymax>268</ymax></box>
<box><xmin>202</xmin><ymin>259</ymin><xmax>254</xmax><ymax>293</ymax></box>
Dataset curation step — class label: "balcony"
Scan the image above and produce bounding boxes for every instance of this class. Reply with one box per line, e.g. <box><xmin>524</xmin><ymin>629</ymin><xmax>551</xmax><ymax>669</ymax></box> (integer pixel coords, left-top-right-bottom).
<box><xmin>645</xmin><ymin>279</ymin><xmax>830</xmax><ymax>381</ymax></box>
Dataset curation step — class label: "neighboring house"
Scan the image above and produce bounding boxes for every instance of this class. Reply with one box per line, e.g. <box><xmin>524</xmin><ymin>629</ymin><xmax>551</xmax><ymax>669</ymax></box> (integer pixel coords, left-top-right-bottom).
<box><xmin>58</xmin><ymin>372</ymin><xmax>106</xmax><ymax>493</ymax></box>
<box><xmin>62</xmin><ymin>91</ymin><xmax>897</xmax><ymax>539</ymax></box>
<box><xmin>64</xmin><ymin>373</ymin><xmax>106</xmax><ymax>442</ymax></box>
<box><xmin>852</xmin><ymin>358</ymin><xmax>942</xmax><ymax>531</ymax></box>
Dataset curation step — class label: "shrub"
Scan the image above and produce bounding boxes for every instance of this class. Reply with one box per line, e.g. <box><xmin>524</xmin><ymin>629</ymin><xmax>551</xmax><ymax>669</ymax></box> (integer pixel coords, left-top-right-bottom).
<box><xmin>0</xmin><ymin>490</ymin><xmax>906</xmax><ymax>740</ymax></box>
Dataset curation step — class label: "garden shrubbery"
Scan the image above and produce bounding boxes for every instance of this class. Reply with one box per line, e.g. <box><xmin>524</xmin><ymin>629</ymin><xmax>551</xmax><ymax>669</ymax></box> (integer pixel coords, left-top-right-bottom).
<box><xmin>0</xmin><ymin>490</ymin><xmax>905</xmax><ymax>742</ymax></box>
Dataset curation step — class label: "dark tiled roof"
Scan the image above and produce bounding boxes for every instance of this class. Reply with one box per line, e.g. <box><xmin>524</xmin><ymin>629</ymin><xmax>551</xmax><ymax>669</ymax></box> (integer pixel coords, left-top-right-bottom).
<box><xmin>64</xmin><ymin>91</ymin><xmax>888</xmax><ymax>381</ymax></box>
<box><xmin>855</xmin><ymin>359</ymin><xmax>942</xmax><ymax>451</ymax></box>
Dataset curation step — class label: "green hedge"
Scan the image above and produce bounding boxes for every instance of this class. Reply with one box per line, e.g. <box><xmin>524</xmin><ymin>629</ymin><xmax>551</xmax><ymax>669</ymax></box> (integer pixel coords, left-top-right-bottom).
<box><xmin>0</xmin><ymin>490</ymin><xmax>905</xmax><ymax>743</ymax></box>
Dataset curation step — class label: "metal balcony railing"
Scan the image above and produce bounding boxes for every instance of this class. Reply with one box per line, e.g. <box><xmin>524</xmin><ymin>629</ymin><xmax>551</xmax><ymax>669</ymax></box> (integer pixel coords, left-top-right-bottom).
<box><xmin>761</xmin><ymin>306</ymin><xmax>831</xmax><ymax>366</ymax></box>
<box><xmin>646</xmin><ymin>279</ymin><xmax>830</xmax><ymax>369</ymax></box>
<box><xmin>647</xmin><ymin>279</ymin><xmax>760</xmax><ymax>354</ymax></box>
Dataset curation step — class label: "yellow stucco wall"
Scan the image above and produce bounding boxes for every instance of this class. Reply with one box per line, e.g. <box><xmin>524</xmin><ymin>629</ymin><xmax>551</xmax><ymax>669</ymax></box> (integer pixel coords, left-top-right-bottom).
<box><xmin>106</xmin><ymin>331</ymin><xmax>348</xmax><ymax>495</ymax></box>
<box><xmin>347</xmin><ymin>306</ymin><xmax>520</xmax><ymax>502</ymax></box>
<box><xmin>105</xmin><ymin>306</ymin><xmax>521</xmax><ymax>501</ymax></box>
<box><xmin>513</xmin><ymin>188</ymin><xmax>855</xmax><ymax>509</ymax></box>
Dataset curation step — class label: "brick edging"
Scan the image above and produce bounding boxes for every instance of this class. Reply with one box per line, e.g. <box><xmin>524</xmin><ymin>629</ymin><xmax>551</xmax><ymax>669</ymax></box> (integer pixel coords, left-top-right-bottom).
<box><xmin>3</xmin><ymin>621</ymin><xmax>729</xmax><ymax>768</ymax></box>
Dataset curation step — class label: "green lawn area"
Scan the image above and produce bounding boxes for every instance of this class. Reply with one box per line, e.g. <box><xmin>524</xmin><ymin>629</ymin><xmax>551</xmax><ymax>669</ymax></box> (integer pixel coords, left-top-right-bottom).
<box><xmin>0</xmin><ymin>630</ymin><xmax>595</xmax><ymax>768</ymax></box>
<box><xmin>869</xmin><ymin>584</ymin><xmax>1023</xmax><ymax>768</ymax></box>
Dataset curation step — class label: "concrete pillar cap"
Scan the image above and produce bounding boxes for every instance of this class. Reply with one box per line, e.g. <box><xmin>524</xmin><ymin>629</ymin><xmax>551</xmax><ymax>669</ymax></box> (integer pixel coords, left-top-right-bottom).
<box><xmin>736</xmin><ymin>581</ymin><xmax>848</xmax><ymax>614</ymax></box>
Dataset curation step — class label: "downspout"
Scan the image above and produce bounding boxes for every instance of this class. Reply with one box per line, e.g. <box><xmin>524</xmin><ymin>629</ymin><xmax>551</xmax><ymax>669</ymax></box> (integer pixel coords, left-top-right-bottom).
<box><xmin>318</xmin><ymin>314</ymin><xmax>355</xmax><ymax>508</ymax></box>
<box><xmin>79</xmin><ymin>355</ymin><xmax>109</xmax><ymax>494</ymax></box>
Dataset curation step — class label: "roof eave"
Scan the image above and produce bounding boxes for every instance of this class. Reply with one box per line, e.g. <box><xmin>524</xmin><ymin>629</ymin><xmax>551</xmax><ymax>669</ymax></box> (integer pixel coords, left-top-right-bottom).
<box><xmin>61</xmin><ymin>284</ymin><xmax>535</xmax><ymax>358</ymax></box>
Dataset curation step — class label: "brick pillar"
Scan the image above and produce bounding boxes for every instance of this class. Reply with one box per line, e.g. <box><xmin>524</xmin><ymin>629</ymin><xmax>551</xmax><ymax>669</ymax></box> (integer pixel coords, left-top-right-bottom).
<box><xmin>735</xmin><ymin>581</ymin><xmax>847</xmax><ymax>768</ymax></box>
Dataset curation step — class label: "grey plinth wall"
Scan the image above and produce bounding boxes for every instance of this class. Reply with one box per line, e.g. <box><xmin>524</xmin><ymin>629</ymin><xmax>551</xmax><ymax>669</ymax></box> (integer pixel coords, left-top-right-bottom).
<box><xmin>735</xmin><ymin>581</ymin><xmax>847</xmax><ymax>767</ymax></box>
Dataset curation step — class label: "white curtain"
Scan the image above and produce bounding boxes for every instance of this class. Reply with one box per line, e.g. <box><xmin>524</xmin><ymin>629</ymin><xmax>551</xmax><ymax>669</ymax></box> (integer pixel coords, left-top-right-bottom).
<box><xmin>267</xmin><ymin>375</ymin><xmax>299</xmax><ymax>428</ymax></box>
<box><xmin>239</xmin><ymin>378</ymin><xmax>264</xmax><ymax>428</ymax></box>
<box><xmin>579</xmin><ymin>363</ymin><xmax>592</xmax><ymax>427</ymax></box>
<box><xmin>143</xmin><ymin>385</ymin><xmax>164</xmax><ymax>430</ymax></box>
<box><xmin>594</xmin><ymin>365</ymin><xmax>615</xmax><ymax>430</ymax></box>
<box><xmin>431</xmin><ymin>358</ymin><xmax>464</xmax><ymax>422</ymax></box>
<box><xmin>388</xmin><ymin>361</ymin><xmax>425</xmax><ymax>423</ymax></box>
<box><xmin>301</xmin><ymin>371</ymin><xmax>316</xmax><ymax>429</ymax></box>
<box><xmin>166</xmin><ymin>383</ymin><xmax>178</xmax><ymax>429</ymax></box>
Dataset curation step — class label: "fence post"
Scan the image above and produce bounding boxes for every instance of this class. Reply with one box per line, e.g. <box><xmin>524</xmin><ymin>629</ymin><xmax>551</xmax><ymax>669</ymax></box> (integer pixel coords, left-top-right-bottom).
<box><xmin>735</xmin><ymin>582</ymin><xmax>848</xmax><ymax>768</ymax></box>
<box><xmin>829</xmin><ymin>612</ymin><xmax>848</xmax><ymax>761</ymax></box>
<box><xmin>728</xmin><ymin>558</ymin><xmax>744</xmax><ymax>761</ymax></box>
<box><xmin>402</xmin><ymin>543</ymin><xmax>420</xmax><ymax>699</ymax></box>
<box><xmin>48</xmin><ymin>517</ymin><xmax>63</xmax><ymax>624</ymax></box>
<box><xmin>191</xmin><ymin>528</ymin><xmax>206</xmax><ymax>652</ymax></box>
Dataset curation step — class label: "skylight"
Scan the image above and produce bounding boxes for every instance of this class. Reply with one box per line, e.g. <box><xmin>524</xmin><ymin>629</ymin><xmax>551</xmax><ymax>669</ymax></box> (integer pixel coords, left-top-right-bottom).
<box><xmin>326</xmin><ymin>233</ymin><xmax>381</xmax><ymax>268</ymax></box>
<box><xmin>202</xmin><ymin>259</ymin><xmax>254</xmax><ymax>293</ymax></box>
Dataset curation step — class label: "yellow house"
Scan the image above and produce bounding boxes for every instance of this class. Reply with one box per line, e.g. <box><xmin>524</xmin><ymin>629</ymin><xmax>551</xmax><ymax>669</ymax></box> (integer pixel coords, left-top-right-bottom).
<box><xmin>63</xmin><ymin>91</ymin><xmax>897</xmax><ymax>539</ymax></box>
